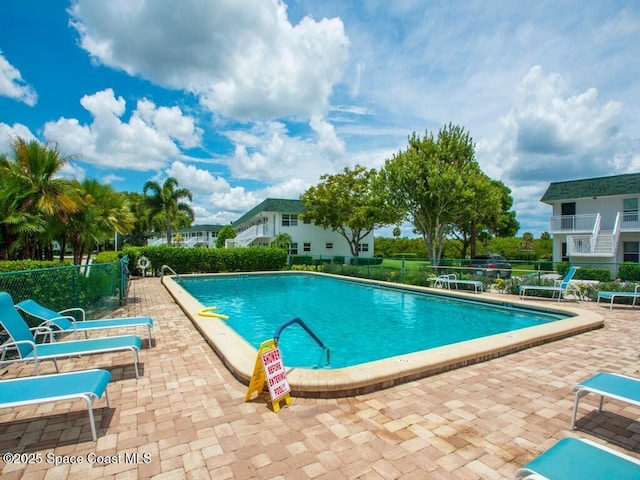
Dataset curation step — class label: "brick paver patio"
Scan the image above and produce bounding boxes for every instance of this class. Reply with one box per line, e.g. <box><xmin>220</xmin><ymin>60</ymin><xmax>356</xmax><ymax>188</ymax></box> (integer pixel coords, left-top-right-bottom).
<box><xmin>1</xmin><ymin>277</ymin><xmax>639</xmax><ymax>479</ymax></box>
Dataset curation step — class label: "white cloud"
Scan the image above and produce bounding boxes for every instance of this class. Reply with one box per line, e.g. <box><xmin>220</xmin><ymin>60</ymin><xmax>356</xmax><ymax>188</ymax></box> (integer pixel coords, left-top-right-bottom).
<box><xmin>165</xmin><ymin>161</ymin><xmax>231</xmax><ymax>195</ymax></box>
<box><xmin>0</xmin><ymin>52</ymin><xmax>37</xmax><ymax>106</ymax></box>
<box><xmin>68</xmin><ymin>0</ymin><xmax>349</xmax><ymax>120</ymax></box>
<box><xmin>0</xmin><ymin>122</ymin><xmax>37</xmax><ymax>153</ymax></box>
<box><xmin>222</xmin><ymin>118</ymin><xmax>342</xmax><ymax>183</ymax></box>
<box><xmin>43</xmin><ymin>89</ymin><xmax>201</xmax><ymax>171</ymax></box>
<box><xmin>486</xmin><ymin>66</ymin><xmax>624</xmax><ymax>184</ymax></box>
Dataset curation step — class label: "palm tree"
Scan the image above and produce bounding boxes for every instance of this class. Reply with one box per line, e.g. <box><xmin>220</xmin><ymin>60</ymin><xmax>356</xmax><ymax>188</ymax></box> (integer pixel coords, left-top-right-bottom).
<box><xmin>271</xmin><ymin>233</ymin><xmax>292</xmax><ymax>250</ymax></box>
<box><xmin>143</xmin><ymin>177</ymin><xmax>194</xmax><ymax>246</ymax></box>
<box><xmin>66</xmin><ymin>179</ymin><xmax>135</xmax><ymax>265</ymax></box>
<box><xmin>0</xmin><ymin>138</ymin><xmax>79</xmax><ymax>259</ymax></box>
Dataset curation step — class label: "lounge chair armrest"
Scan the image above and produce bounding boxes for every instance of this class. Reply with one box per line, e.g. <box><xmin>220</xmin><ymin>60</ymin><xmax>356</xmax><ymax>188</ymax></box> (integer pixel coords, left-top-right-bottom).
<box><xmin>29</xmin><ymin>325</ymin><xmax>55</xmax><ymax>342</ymax></box>
<box><xmin>59</xmin><ymin>307</ymin><xmax>86</xmax><ymax>321</ymax></box>
<box><xmin>0</xmin><ymin>338</ymin><xmax>37</xmax><ymax>360</ymax></box>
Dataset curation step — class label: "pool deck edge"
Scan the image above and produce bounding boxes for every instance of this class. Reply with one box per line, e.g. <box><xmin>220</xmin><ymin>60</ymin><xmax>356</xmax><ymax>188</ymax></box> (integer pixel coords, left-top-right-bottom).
<box><xmin>162</xmin><ymin>272</ymin><xmax>604</xmax><ymax>398</ymax></box>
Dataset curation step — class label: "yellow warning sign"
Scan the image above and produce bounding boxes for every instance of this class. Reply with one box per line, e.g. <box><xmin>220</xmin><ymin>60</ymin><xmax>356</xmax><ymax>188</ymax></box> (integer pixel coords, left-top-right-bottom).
<box><xmin>245</xmin><ymin>339</ymin><xmax>292</xmax><ymax>413</ymax></box>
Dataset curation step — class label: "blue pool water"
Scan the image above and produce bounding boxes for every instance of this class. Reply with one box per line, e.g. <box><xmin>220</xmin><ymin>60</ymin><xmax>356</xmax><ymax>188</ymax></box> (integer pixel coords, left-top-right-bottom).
<box><xmin>181</xmin><ymin>274</ymin><xmax>569</xmax><ymax>369</ymax></box>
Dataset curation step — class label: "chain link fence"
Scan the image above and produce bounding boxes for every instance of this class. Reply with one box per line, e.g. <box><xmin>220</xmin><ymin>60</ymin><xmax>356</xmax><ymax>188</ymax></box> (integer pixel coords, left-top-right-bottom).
<box><xmin>0</xmin><ymin>257</ymin><xmax>129</xmax><ymax>329</ymax></box>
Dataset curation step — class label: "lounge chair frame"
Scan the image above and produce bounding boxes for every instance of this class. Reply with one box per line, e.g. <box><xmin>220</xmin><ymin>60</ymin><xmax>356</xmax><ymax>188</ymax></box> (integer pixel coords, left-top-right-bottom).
<box><xmin>428</xmin><ymin>274</ymin><xmax>483</xmax><ymax>294</ymax></box>
<box><xmin>515</xmin><ymin>437</ymin><xmax>640</xmax><ymax>479</ymax></box>
<box><xmin>0</xmin><ymin>369</ymin><xmax>111</xmax><ymax>441</ymax></box>
<box><xmin>15</xmin><ymin>299</ymin><xmax>154</xmax><ymax>345</ymax></box>
<box><xmin>597</xmin><ymin>285</ymin><xmax>640</xmax><ymax>310</ymax></box>
<box><xmin>519</xmin><ymin>266</ymin><xmax>580</xmax><ymax>302</ymax></box>
<box><xmin>571</xmin><ymin>371</ymin><xmax>640</xmax><ymax>429</ymax></box>
<box><xmin>0</xmin><ymin>292</ymin><xmax>142</xmax><ymax>377</ymax></box>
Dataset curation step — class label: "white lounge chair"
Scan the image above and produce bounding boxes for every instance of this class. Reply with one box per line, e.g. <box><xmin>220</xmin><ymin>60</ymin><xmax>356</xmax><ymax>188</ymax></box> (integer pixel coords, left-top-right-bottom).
<box><xmin>515</xmin><ymin>437</ymin><xmax>640</xmax><ymax>479</ymax></box>
<box><xmin>571</xmin><ymin>371</ymin><xmax>640</xmax><ymax>429</ymax></box>
<box><xmin>0</xmin><ymin>292</ymin><xmax>142</xmax><ymax>377</ymax></box>
<box><xmin>0</xmin><ymin>369</ymin><xmax>111</xmax><ymax>441</ymax></box>
<box><xmin>597</xmin><ymin>285</ymin><xmax>640</xmax><ymax>310</ymax></box>
<box><xmin>15</xmin><ymin>298</ymin><xmax>154</xmax><ymax>346</ymax></box>
<box><xmin>427</xmin><ymin>273</ymin><xmax>483</xmax><ymax>294</ymax></box>
<box><xmin>519</xmin><ymin>266</ymin><xmax>580</xmax><ymax>302</ymax></box>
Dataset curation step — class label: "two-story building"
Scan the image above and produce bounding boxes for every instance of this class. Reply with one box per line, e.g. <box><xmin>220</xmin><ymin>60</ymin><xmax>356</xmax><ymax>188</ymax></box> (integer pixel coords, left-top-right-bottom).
<box><xmin>228</xmin><ymin>198</ymin><xmax>374</xmax><ymax>259</ymax></box>
<box><xmin>147</xmin><ymin>224</ymin><xmax>223</xmax><ymax>248</ymax></box>
<box><xmin>542</xmin><ymin>173</ymin><xmax>640</xmax><ymax>270</ymax></box>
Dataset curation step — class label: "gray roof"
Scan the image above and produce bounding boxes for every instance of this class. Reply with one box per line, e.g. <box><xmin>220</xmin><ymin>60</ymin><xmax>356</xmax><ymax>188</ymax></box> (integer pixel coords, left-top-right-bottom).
<box><xmin>541</xmin><ymin>173</ymin><xmax>640</xmax><ymax>203</ymax></box>
<box><xmin>233</xmin><ymin>198</ymin><xmax>305</xmax><ymax>226</ymax></box>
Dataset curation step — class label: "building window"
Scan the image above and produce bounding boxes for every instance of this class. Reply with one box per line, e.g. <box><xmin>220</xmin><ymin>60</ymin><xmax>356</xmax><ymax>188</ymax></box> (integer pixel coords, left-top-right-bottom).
<box><xmin>303</xmin><ymin>242</ymin><xmax>311</xmax><ymax>252</ymax></box>
<box><xmin>303</xmin><ymin>217</ymin><xmax>312</xmax><ymax>224</ymax></box>
<box><xmin>289</xmin><ymin>242</ymin><xmax>298</xmax><ymax>255</ymax></box>
<box><xmin>325</xmin><ymin>242</ymin><xmax>333</xmax><ymax>249</ymax></box>
<box><xmin>282</xmin><ymin>214</ymin><xmax>298</xmax><ymax>227</ymax></box>
<box><xmin>358</xmin><ymin>243</ymin><xmax>369</xmax><ymax>252</ymax></box>
<box><xmin>624</xmin><ymin>198</ymin><xmax>639</xmax><ymax>222</ymax></box>
<box><xmin>623</xmin><ymin>241</ymin><xmax>639</xmax><ymax>263</ymax></box>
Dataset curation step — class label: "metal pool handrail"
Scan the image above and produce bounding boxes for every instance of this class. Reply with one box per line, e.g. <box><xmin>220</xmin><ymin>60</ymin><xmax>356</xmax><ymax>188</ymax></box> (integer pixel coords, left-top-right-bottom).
<box><xmin>274</xmin><ymin>317</ymin><xmax>330</xmax><ymax>366</ymax></box>
<box><xmin>160</xmin><ymin>265</ymin><xmax>182</xmax><ymax>282</ymax></box>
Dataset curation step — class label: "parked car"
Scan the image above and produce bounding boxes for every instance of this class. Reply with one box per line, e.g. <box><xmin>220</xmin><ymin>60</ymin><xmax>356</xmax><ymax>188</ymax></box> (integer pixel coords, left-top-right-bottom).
<box><xmin>468</xmin><ymin>254</ymin><xmax>512</xmax><ymax>278</ymax></box>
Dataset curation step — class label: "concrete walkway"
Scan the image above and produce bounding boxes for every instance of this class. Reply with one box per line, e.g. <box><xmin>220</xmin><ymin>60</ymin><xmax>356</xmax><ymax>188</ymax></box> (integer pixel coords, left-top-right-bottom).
<box><xmin>1</xmin><ymin>277</ymin><xmax>640</xmax><ymax>479</ymax></box>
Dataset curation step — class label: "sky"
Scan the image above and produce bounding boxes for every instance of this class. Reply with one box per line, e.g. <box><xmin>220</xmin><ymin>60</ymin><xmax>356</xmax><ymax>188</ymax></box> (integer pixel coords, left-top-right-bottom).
<box><xmin>1</xmin><ymin>0</ymin><xmax>639</xmax><ymax>238</ymax></box>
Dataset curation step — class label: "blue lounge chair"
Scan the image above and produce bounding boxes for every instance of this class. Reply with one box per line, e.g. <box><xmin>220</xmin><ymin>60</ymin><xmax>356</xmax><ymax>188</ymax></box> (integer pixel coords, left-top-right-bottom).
<box><xmin>571</xmin><ymin>372</ymin><xmax>640</xmax><ymax>429</ymax></box>
<box><xmin>0</xmin><ymin>292</ymin><xmax>142</xmax><ymax>377</ymax></box>
<box><xmin>0</xmin><ymin>369</ymin><xmax>111</xmax><ymax>441</ymax></box>
<box><xmin>597</xmin><ymin>285</ymin><xmax>640</xmax><ymax>310</ymax></box>
<box><xmin>515</xmin><ymin>437</ymin><xmax>640</xmax><ymax>479</ymax></box>
<box><xmin>519</xmin><ymin>266</ymin><xmax>580</xmax><ymax>302</ymax></box>
<box><xmin>15</xmin><ymin>298</ymin><xmax>154</xmax><ymax>346</ymax></box>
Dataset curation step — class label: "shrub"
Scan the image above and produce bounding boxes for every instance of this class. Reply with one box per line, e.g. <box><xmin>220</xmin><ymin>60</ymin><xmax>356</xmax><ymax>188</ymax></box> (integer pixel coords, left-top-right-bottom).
<box><xmin>350</xmin><ymin>257</ymin><xmax>383</xmax><ymax>266</ymax></box>
<box><xmin>574</xmin><ymin>267</ymin><xmax>610</xmax><ymax>282</ymax></box>
<box><xmin>618</xmin><ymin>263</ymin><xmax>640</xmax><ymax>282</ymax></box>
<box><xmin>121</xmin><ymin>246</ymin><xmax>287</xmax><ymax>275</ymax></box>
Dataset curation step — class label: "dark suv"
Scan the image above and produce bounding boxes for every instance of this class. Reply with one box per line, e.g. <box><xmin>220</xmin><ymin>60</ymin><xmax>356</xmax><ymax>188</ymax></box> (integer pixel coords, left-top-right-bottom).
<box><xmin>468</xmin><ymin>254</ymin><xmax>511</xmax><ymax>278</ymax></box>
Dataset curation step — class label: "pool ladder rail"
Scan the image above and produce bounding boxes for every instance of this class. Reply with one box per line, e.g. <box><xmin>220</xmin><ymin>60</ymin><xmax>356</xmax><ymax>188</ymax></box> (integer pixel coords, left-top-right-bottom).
<box><xmin>274</xmin><ymin>317</ymin><xmax>331</xmax><ymax>368</ymax></box>
<box><xmin>160</xmin><ymin>264</ymin><xmax>183</xmax><ymax>282</ymax></box>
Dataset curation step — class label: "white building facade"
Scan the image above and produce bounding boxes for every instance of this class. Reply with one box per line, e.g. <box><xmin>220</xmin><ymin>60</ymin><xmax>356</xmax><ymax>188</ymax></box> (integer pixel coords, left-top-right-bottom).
<box><xmin>228</xmin><ymin>198</ymin><xmax>374</xmax><ymax>259</ymax></box>
<box><xmin>542</xmin><ymin>173</ymin><xmax>640</xmax><ymax>270</ymax></box>
<box><xmin>147</xmin><ymin>224</ymin><xmax>223</xmax><ymax>248</ymax></box>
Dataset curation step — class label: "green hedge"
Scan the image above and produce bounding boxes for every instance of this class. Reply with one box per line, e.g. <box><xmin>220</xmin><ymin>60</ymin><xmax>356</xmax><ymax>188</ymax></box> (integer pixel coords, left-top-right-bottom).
<box><xmin>0</xmin><ymin>259</ymin><xmax>72</xmax><ymax>273</ymax></box>
<box><xmin>574</xmin><ymin>267</ymin><xmax>611</xmax><ymax>282</ymax></box>
<box><xmin>121</xmin><ymin>246</ymin><xmax>287</xmax><ymax>275</ymax></box>
<box><xmin>618</xmin><ymin>263</ymin><xmax>640</xmax><ymax>282</ymax></box>
<box><xmin>350</xmin><ymin>257</ymin><xmax>384</xmax><ymax>266</ymax></box>
<box><xmin>555</xmin><ymin>262</ymin><xmax>611</xmax><ymax>282</ymax></box>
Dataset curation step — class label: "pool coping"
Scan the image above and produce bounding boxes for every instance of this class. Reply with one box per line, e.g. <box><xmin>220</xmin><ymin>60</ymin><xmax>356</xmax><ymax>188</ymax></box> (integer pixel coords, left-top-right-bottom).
<box><xmin>162</xmin><ymin>271</ymin><xmax>604</xmax><ymax>398</ymax></box>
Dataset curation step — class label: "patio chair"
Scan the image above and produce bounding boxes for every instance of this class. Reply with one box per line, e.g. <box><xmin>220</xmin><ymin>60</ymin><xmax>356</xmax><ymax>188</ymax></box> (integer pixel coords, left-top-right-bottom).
<box><xmin>15</xmin><ymin>298</ymin><xmax>154</xmax><ymax>346</ymax></box>
<box><xmin>571</xmin><ymin>371</ymin><xmax>640</xmax><ymax>429</ymax></box>
<box><xmin>597</xmin><ymin>285</ymin><xmax>640</xmax><ymax>310</ymax></box>
<box><xmin>0</xmin><ymin>292</ymin><xmax>142</xmax><ymax>377</ymax></box>
<box><xmin>0</xmin><ymin>369</ymin><xmax>111</xmax><ymax>441</ymax></box>
<box><xmin>515</xmin><ymin>437</ymin><xmax>640</xmax><ymax>479</ymax></box>
<box><xmin>518</xmin><ymin>266</ymin><xmax>580</xmax><ymax>302</ymax></box>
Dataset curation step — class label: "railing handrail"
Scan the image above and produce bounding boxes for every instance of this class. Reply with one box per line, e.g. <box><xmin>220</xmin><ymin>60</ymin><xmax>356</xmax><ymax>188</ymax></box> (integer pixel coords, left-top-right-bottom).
<box><xmin>274</xmin><ymin>317</ymin><xmax>330</xmax><ymax>366</ymax></box>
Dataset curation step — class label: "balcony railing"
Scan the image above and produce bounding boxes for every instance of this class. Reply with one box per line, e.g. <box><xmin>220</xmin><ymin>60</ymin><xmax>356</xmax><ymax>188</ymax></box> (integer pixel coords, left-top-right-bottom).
<box><xmin>620</xmin><ymin>212</ymin><xmax>640</xmax><ymax>231</ymax></box>
<box><xmin>549</xmin><ymin>214</ymin><xmax>599</xmax><ymax>233</ymax></box>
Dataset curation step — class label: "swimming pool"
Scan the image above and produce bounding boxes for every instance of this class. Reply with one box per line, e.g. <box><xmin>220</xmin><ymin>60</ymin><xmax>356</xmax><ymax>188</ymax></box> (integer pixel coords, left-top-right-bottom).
<box><xmin>179</xmin><ymin>273</ymin><xmax>569</xmax><ymax>369</ymax></box>
<box><xmin>163</xmin><ymin>271</ymin><xmax>604</xmax><ymax>397</ymax></box>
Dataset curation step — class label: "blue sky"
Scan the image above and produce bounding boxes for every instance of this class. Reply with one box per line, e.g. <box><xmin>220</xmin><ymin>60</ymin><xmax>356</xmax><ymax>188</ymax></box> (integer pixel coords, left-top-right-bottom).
<box><xmin>1</xmin><ymin>1</ymin><xmax>639</xmax><ymax>237</ymax></box>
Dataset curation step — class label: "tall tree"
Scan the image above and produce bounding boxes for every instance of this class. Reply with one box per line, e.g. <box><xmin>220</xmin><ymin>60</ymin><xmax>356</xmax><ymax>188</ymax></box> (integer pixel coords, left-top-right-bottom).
<box><xmin>215</xmin><ymin>225</ymin><xmax>236</xmax><ymax>248</ymax></box>
<box><xmin>379</xmin><ymin>124</ymin><xmax>479</xmax><ymax>264</ymax></box>
<box><xmin>450</xmin><ymin>179</ymin><xmax>518</xmax><ymax>258</ymax></box>
<box><xmin>300</xmin><ymin>165</ymin><xmax>397</xmax><ymax>257</ymax></box>
<box><xmin>66</xmin><ymin>179</ymin><xmax>134</xmax><ymax>265</ymax></box>
<box><xmin>0</xmin><ymin>138</ymin><xmax>79</xmax><ymax>259</ymax></box>
<box><xmin>143</xmin><ymin>177</ymin><xmax>194</xmax><ymax>246</ymax></box>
